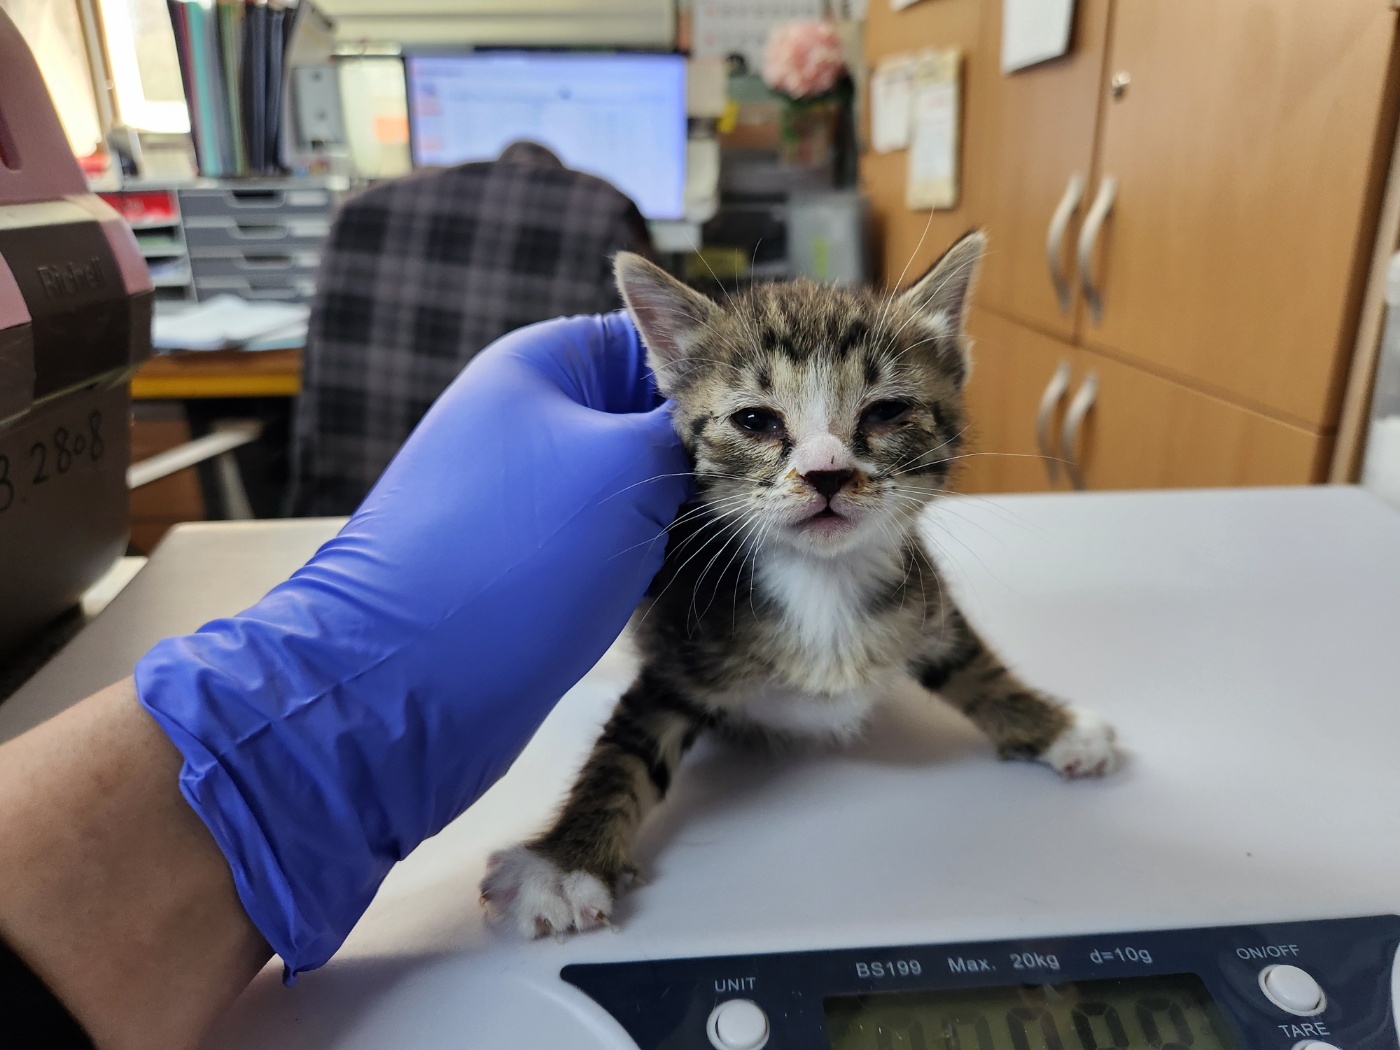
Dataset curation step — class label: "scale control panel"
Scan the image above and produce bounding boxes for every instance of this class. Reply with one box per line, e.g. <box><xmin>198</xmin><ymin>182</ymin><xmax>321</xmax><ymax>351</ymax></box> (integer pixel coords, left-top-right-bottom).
<box><xmin>563</xmin><ymin>915</ymin><xmax>1400</xmax><ymax>1050</ymax></box>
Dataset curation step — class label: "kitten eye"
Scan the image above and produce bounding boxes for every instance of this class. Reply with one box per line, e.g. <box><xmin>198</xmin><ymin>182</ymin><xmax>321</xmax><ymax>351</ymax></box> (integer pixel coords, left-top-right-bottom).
<box><xmin>860</xmin><ymin>399</ymin><xmax>915</xmax><ymax>427</ymax></box>
<box><xmin>731</xmin><ymin>407</ymin><xmax>784</xmax><ymax>436</ymax></box>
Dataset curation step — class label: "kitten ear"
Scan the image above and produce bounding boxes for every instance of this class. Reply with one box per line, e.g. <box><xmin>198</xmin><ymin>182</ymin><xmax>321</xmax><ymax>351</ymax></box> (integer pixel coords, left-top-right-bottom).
<box><xmin>897</xmin><ymin>230</ymin><xmax>986</xmax><ymax>335</ymax></box>
<box><xmin>614</xmin><ymin>252</ymin><xmax>718</xmax><ymax>393</ymax></box>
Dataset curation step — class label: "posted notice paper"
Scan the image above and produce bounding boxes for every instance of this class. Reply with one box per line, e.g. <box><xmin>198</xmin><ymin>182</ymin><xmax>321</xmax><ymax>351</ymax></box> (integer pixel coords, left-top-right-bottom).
<box><xmin>870</xmin><ymin>54</ymin><xmax>915</xmax><ymax>153</ymax></box>
<box><xmin>1002</xmin><ymin>0</ymin><xmax>1075</xmax><ymax>73</ymax></box>
<box><xmin>905</xmin><ymin>48</ymin><xmax>961</xmax><ymax>210</ymax></box>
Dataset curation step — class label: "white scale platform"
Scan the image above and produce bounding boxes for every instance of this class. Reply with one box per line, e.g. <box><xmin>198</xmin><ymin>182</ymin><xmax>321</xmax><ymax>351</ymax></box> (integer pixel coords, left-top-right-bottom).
<box><xmin>4</xmin><ymin>487</ymin><xmax>1399</xmax><ymax>1048</ymax></box>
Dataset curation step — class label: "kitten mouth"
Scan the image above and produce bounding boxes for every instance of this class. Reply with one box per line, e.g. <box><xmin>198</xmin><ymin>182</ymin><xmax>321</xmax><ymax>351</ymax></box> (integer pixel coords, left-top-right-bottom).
<box><xmin>796</xmin><ymin>504</ymin><xmax>855</xmax><ymax>534</ymax></box>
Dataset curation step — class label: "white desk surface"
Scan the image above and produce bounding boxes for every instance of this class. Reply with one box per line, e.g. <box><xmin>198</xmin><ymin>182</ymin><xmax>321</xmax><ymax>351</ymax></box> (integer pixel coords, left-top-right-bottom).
<box><xmin>3</xmin><ymin>487</ymin><xmax>1399</xmax><ymax>1049</ymax></box>
<box><xmin>0</xmin><ymin>519</ymin><xmax>342</xmax><ymax>742</ymax></box>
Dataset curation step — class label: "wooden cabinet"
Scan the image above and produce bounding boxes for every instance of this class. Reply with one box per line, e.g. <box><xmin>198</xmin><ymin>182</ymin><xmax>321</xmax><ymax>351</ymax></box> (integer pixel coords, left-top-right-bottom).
<box><xmin>962</xmin><ymin>311</ymin><xmax>1325</xmax><ymax>494</ymax></box>
<box><xmin>862</xmin><ymin>0</ymin><xmax>1399</xmax><ymax>493</ymax></box>
<box><xmin>966</xmin><ymin>0</ymin><xmax>1111</xmax><ymax>340</ymax></box>
<box><xmin>962</xmin><ymin>309</ymin><xmax>1072</xmax><ymax>493</ymax></box>
<box><xmin>1084</xmin><ymin>0</ymin><xmax>1396</xmax><ymax>427</ymax></box>
<box><xmin>1069</xmin><ymin>348</ymin><xmax>1325</xmax><ymax>490</ymax></box>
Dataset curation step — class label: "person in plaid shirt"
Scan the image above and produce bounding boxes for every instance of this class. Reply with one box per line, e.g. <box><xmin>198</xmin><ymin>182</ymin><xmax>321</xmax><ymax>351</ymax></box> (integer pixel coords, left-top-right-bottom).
<box><xmin>290</xmin><ymin>141</ymin><xmax>654</xmax><ymax>516</ymax></box>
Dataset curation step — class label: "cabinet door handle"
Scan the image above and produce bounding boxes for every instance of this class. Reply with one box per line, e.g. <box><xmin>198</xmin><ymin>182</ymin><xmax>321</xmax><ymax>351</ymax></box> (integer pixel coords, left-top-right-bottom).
<box><xmin>1035</xmin><ymin>360</ymin><xmax>1073</xmax><ymax>485</ymax></box>
<box><xmin>1076</xmin><ymin>175</ymin><xmax>1117</xmax><ymax>324</ymax></box>
<box><xmin>1061</xmin><ymin>371</ymin><xmax>1099</xmax><ymax>491</ymax></box>
<box><xmin>1045</xmin><ymin>173</ymin><xmax>1085</xmax><ymax>314</ymax></box>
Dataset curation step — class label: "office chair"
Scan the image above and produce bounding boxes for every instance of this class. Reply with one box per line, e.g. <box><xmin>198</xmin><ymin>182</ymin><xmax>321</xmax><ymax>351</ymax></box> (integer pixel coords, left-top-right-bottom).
<box><xmin>288</xmin><ymin>142</ymin><xmax>653</xmax><ymax>516</ymax></box>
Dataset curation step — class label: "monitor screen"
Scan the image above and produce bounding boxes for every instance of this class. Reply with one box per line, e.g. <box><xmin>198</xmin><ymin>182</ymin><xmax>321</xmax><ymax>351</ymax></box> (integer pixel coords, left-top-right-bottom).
<box><xmin>405</xmin><ymin>51</ymin><xmax>688</xmax><ymax>221</ymax></box>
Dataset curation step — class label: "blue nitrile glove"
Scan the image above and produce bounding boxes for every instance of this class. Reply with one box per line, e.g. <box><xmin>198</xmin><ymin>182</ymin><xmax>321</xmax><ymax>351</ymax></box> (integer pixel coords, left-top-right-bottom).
<box><xmin>134</xmin><ymin>312</ymin><xmax>689</xmax><ymax>978</ymax></box>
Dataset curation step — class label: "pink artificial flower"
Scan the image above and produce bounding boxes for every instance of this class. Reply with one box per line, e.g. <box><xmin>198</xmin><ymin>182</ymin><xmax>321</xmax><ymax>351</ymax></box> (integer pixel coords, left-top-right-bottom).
<box><xmin>763</xmin><ymin>20</ymin><xmax>847</xmax><ymax>100</ymax></box>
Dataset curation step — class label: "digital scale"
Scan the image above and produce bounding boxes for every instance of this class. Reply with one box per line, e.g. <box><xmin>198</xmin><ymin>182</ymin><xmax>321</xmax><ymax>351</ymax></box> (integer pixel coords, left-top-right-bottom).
<box><xmin>563</xmin><ymin>915</ymin><xmax>1400</xmax><ymax>1050</ymax></box>
<box><xmin>4</xmin><ymin>487</ymin><xmax>1399</xmax><ymax>1050</ymax></box>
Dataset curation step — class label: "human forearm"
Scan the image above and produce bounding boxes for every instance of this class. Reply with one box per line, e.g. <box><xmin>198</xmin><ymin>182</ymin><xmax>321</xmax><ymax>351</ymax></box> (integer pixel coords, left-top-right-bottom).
<box><xmin>0</xmin><ymin>678</ymin><xmax>270</xmax><ymax>1049</ymax></box>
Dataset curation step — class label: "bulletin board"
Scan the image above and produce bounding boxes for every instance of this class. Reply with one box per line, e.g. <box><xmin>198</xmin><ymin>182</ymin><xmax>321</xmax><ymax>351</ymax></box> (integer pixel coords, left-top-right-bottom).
<box><xmin>858</xmin><ymin>0</ymin><xmax>981</xmax><ymax>285</ymax></box>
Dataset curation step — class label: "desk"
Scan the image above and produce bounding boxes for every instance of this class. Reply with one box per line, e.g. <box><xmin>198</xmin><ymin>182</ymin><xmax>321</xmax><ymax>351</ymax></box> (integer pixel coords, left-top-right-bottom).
<box><xmin>4</xmin><ymin>489</ymin><xmax>1400</xmax><ymax>1048</ymax></box>
<box><xmin>131</xmin><ymin>348</ymin><xmax>303</xmax><ymax>400</ymax></box>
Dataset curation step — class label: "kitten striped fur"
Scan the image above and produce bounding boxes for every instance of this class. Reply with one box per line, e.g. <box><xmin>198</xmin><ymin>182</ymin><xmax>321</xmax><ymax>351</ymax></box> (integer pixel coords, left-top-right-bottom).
<box><xmin>480</xmin><ymin>232</ymin><xmax>1122</xmax><ymax>938</ymax></box>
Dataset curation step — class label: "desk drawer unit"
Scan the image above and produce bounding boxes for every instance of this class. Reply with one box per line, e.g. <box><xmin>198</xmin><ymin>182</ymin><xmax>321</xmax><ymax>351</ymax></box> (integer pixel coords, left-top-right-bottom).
<box><xmin>190</xmin><ymin>275</ymin><xmax>317</xmax><ymax>301</ymax></box>
<box><xmin>190</xmin><ymin>253</ymin><xmax>319</xmax><ymax>281</ymax></box>
<box><xmin>182</xmin><ymin>217</ymin><xmax>330</xmax><ymax>254</ymax></box>
<box><xmin>177</xmin><ymin>185</ymin><xmax>335</xmax><ymax>223</ymax></box>
<box><xmin>179</xmin><ymin>182</ymin><xmax>336</xmax><ymax>303</ymax></box>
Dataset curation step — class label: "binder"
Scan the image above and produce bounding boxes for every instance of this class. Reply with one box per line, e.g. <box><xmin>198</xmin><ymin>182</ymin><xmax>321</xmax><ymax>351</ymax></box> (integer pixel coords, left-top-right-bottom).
<box><xmin>266</xmin><ymin>5</ymin><xmax>284</xmax><ymax>172</ymax></box>
<box><xmin>243</xmin><ymin>1</ymin><xmax>268</xmax><ymax>173</ymax></box>
<box><xmin>173</xmin><ymin>1</ymin><xmax>225</xmax><ymax>175</ymax></box>
<box><xmin>217</xmin><ymin>0</ymin><xmax>247</xmax><ymax>173</ymax></box>
<box><xmin>168</xmin><ymin>0</ymin><xmax>299</xmax><ymax>177</ymax></box>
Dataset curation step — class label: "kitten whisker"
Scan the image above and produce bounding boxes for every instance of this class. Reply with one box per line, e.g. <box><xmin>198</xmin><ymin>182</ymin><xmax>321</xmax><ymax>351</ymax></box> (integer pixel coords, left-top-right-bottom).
<box><xmin>726</xmin><ymin>507</ymin><xmax>774</xmax><ymax>630</ymax></box>
<box><xmin>920</xmin><ymin>495</ymin><xmax>1051</xmax><ymax>546</ymax></box>
<box><xmin>697</xmin><ymin>513</ymin><xmax>761</xmax><ymax>629</ymax></box>
<box><xmin>874</xmin><ymin>422</ymin><xmax>977</xmax><ymax>479</ymax></box>
<box><xmin>878</xmin><ymin>247</ymin><xmax>992</xmax><ymax>367</ymax></box>
<box><xmin>693</xmin><ymin>246</ymin><xmax>769</xmax><ymax>355</ymax></box>
<box><xmin>634</xmin><ymin>515</ymin><xmax>745</xmax><ymax>623</ymax></box>
<box><xmin>945</xmin><ymin>451</ymin><xmax>1068</xmax><ymax>464</ymax></box>
<box><xmin>602</xmin><ymin>469</ymin><xmax>753</xmax><ymax>504</ymax></box>
<box><xmin>880</xmin><ymin>490</ymin><xmax>1006</xmax><ymax>571</ymax></box>
<box><xmin>689</xmin><ymin>506</ymin><xmax>766</xmax><ymax>632</ymax></box>
<box><xmin>664</xmin><ymin>356</ymin><xmax>747</xmax><ymax>378</ymax></box>
<box><xmin>609</xmin><ymin>492</ymin><xmax>760</xmax><ymax>560</ymax></box>
<box><xmin>877</xmin><ymin>432</ymin><xmax>968</xmax><ymax>479</ymax></box>
<box><xmin>883</xmin><ymin>332</ymin><xmax>944</xmax><ymax>367</ymax></box>
<box><xmin>875</xmin><ymin>205</ymin><xmax>937</xmax><ymax>333</ymax></box>
<box><xmin>879</xmin><ymin>255</ymin><xmax>981</xmax><ymax>356</ymax></box>
<box><xmin>883</xmin><ymin>449</ymin><xmax>1073</xmax><ymax>483</ymax></box>
<box><xmin>742</xmin><ymin>513</ymin><xmax>778</xmax><ymax>624</ymax></box>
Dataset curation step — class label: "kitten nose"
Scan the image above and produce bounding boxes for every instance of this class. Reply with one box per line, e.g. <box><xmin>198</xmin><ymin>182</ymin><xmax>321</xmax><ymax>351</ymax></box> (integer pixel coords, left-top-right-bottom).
<box><xmin>804</xmin><ymin>469</ymin><xmax>855</xmax><ymax>500</ymax></box>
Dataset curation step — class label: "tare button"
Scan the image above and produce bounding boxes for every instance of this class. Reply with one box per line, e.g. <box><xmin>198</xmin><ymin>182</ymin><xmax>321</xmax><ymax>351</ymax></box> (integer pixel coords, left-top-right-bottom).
<box><xmin>707</xmin><ymin>999</ymin><xmax>769</xmax><ymax>1050</ymax></box>
<box><xmin>1259</xmin><ymin>965</ymin><xmax>1327</xmax><ymax>1016</ymax></box>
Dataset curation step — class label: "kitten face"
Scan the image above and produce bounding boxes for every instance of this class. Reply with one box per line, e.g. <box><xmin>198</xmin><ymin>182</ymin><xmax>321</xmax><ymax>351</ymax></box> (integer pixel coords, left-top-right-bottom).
<box><xmin>617</xmin><ymin>233</ymin><xmax>984</xmax><ymax>558</ymax></box>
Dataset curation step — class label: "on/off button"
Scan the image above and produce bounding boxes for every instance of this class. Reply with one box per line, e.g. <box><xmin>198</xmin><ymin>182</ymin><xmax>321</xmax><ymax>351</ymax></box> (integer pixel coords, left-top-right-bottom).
<box><xmin>1259</xmin><ymin>964</ymin><xmax>1327</xmax><ymax>1016</ymax></box>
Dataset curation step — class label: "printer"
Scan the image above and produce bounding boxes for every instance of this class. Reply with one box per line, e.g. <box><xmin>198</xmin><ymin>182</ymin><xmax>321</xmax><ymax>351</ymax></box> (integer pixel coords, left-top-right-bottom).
<box><xmin>0</xmin><ymin>10</ymin><xmax>152</xmax><ymax>658</ymax></box>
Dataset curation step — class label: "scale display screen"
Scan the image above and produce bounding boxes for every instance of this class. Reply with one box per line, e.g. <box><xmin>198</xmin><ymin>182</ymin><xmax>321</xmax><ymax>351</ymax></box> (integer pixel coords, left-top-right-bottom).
<box><xmin>824</xmin><ymin>973</ymin><xmax>1240</xmax><ymax>1050</ymax></box>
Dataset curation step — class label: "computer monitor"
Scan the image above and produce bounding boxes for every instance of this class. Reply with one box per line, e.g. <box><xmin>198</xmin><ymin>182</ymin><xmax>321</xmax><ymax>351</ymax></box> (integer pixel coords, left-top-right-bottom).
<box><xmin>405</xmin><ymin>51</ymin><xmax>688</xmax><ymax>221</ymax></box>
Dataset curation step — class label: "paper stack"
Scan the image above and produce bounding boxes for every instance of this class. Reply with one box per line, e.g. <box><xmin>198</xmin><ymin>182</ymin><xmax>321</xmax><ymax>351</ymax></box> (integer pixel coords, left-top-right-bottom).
<box><xmin>152</xmin><ymin>295</ymin><xmax>310</xmax><ymax>352</ymax></box>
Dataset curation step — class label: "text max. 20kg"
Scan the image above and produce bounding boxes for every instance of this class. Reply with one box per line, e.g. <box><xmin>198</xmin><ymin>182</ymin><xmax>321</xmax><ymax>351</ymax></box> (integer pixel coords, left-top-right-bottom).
<box><xmin>1012</xmin><ymin>953</ymin><xmax>1061</xmax><ymax>972</ymax></box>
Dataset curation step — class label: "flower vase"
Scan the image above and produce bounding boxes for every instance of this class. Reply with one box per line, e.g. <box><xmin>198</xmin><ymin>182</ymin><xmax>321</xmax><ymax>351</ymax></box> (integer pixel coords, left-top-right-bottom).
<box><xmin>779</xmin><ymin>99</ymin><xmax>838</xmax><ymax>169</ymax></box>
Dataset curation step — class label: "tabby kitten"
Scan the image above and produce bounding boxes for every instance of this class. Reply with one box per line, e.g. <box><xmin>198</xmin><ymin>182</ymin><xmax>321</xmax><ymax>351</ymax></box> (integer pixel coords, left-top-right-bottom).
<box><xmin>480</xmin><ymin>232</ymin><xmax>1121</xmax><ymax>938</ymax></box>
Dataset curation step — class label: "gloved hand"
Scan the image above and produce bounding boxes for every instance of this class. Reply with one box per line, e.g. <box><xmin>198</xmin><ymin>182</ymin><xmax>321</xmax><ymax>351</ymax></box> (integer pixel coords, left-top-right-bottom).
<box><xmin>135</xmin><ymin>312</ymin><xmax>689</xmax><ymax>978</ymax></box>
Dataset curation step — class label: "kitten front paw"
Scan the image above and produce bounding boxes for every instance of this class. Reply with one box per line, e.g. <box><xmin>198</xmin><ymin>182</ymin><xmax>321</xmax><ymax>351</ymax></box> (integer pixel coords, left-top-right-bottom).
<box><xmin>1039</xmin><ymin>706</ymin><xmax>1122</xmax><ymax>778</ymax></box>
<box><xmin>479</xmin><ymin>845</ymin><xmax>615</xmax><ymax>939</ymax></box>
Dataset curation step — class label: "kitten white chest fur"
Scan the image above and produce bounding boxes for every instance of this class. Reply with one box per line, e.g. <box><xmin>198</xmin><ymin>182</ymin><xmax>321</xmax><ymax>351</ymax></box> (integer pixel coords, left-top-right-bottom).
<box><xmin>738</xmin><ymin>678</ymin><xmax>889</xmax><ymax>741</ymax></box>
<box><xmin>732</xmin><ymin>543</ymin><xmax>910</xmax><ymax>739</ymax></box>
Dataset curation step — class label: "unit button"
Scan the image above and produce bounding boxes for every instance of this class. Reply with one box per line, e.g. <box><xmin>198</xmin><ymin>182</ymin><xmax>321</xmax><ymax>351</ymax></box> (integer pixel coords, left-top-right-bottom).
<box><xmin>1260</xmin><ymin>964</ymin><xmax>1327</xmax><ymax>1015</ymax></box>
<box><xmin>707</xmin><ymin>999</ymin><xmax>770</xmax><ymax>1050</ymax></box>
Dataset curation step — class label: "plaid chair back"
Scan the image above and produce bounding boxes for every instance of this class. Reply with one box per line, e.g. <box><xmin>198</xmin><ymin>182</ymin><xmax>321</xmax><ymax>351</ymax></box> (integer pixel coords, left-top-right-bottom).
<box><xmin>288</xmin><ymin>144</ymin><xmax>651</xmax><ymax>516</ymax></box>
